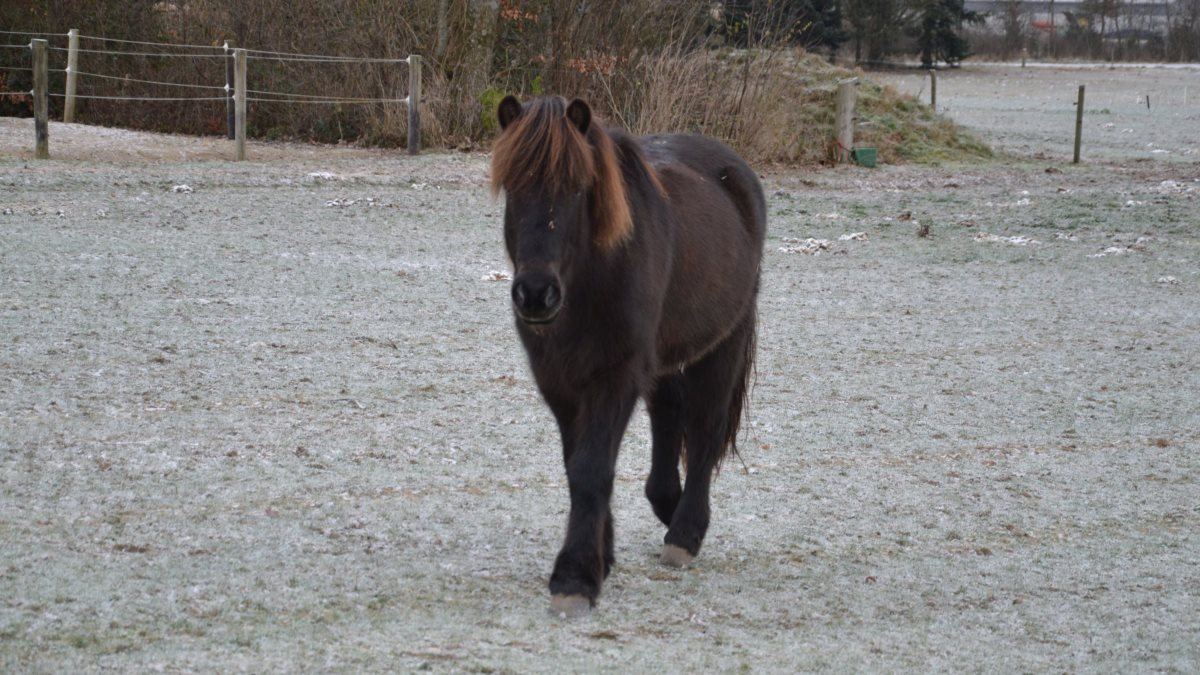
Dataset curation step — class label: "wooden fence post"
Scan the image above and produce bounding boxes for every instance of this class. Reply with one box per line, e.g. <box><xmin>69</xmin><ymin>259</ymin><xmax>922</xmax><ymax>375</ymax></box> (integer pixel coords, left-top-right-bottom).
<box><xmin>64</xmin><ymin>29</ymin><xmax>79</xmax><ymax>123</ymax></box>
<box><xmin>32</xmin><ymin>39</ymin><xmax>49</xmax><ymax>159</ymax></box>
<box><xmin>835</xmin><ymin>77</ymin><xmax>857</xmax><ymax>164</ymax></box>
<box><xmin>407</xmin><ymin>54</ymin><xmax>422</xmax><ymax>155</ymax></box>
<box><xmin>224</xmin><ymin>41</ymin><xmax>236</xmax><ymax>140</ymax></box>
<box><xmin>929</xmin><ymin>69</ymin><xmax>937</xmax><ymax>110</ymax></box>
<box><xmin>1073</xmin><ymin>84</ymin><xmax>1085</xmax><ymax>164</ymax></box>
<box><xmin>235</xmin><ymin>48</ymin><xmax>247</xmax><ymax>161</ymax></box>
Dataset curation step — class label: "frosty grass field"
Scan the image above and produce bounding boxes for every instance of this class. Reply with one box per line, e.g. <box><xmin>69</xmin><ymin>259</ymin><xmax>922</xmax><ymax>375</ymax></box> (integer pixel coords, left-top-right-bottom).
<box><xmin>1</xmin><ymin>64</ymin><xmax>1197</xmax><ymax>672</ymax></box>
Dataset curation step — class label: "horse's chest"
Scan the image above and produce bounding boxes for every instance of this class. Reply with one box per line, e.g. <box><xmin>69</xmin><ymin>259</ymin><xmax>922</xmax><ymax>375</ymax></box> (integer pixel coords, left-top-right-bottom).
<box><xmin>520</xmin><ymin>312</ymin><xmax>648</xmax><ymax>390</ymax></box>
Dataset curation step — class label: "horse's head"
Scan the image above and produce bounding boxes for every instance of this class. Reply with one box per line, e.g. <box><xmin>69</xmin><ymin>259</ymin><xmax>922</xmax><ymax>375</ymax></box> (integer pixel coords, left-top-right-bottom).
<box><xmin>491</xmin><ymin>95</ymin><xmax>631</xmax><ymax>326</ymax></box>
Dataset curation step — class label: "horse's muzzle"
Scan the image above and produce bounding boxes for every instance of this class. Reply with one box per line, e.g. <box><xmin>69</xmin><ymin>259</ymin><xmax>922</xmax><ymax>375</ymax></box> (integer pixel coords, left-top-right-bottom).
<box><xmin>511</xmin><ymin>272</ymin><xmax>563</xmax><ymax>324</ymax></box>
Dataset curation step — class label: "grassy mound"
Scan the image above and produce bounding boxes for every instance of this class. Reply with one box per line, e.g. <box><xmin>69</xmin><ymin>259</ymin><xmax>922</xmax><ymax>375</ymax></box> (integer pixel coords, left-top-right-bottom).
<box><xmin>856</xmin><ymin>78</ymin><xmax>993</xmax><ymax>164</ymax></box>
<box><xmin>597</xmin><ymin>49</ymin><xmax>992</xmax><ymax>167</ymax></box>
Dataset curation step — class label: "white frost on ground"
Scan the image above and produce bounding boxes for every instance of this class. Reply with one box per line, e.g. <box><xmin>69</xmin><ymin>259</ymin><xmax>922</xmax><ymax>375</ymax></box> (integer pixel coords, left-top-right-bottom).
<box><xmin>1</xmin><ymin>70</ymin><xmax>1199</xmax><ymax>672</ymax></box>
<box><xmin>325</xmin><ymin>197</ymin><xmax>382</xmax><ymax>208</ymax></box>
<box><xmin>1089</xmin><ymin>245</ymin><xmax>1143</xmax><ymax>257</ymax></box>
<box><xmin>975</xmin><ymin>232</ymin><xmax>1041</xmax><ymax>245</ymax></box>
<box><xmin>1088</xmin><ymin>237</ymin><xmax>1151</xmax><ymax>257</ymax></box>
<box><xmin>779</xmin><ymin>237</ymin><xmax>831</xmax><ymax>254</ymax></box>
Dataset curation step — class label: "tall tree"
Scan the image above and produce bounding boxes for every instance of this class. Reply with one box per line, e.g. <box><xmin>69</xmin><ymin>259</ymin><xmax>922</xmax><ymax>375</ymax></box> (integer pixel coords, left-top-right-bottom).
<box><xmin>1000</xmin><ymin>0</ymin><xmax>1029</xmax><ymax>59</ymax></box>
<box><xmin>844</xmin><ymin>0</ymin><xmax>909</xmax><ymax>62</ymax></box>
<box><xmin>1168</xmin><ymin>0</ymin><xmax>1200</xmax><ymax>59</ymax></box>
<box><xmin>722</xmin><ymin>0</ymin><xmax>845</xmax><ymax>54</ymax></box>
<box><xmin>913</xmin><ymin>0</ymin><xmax>982</xmax><ymax>67</ymax></box>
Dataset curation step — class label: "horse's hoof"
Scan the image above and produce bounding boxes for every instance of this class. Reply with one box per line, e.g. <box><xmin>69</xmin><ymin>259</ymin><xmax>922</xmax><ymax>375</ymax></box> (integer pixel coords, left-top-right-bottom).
<box><xmin>660</xmin><ymin>544</ymin><xmax>694</xmax><ymax>568</ymax></box>
<box><xmin>549</xmin><ymin>594</ymin><xmax>592</xmax><ymax>619</ymax></box>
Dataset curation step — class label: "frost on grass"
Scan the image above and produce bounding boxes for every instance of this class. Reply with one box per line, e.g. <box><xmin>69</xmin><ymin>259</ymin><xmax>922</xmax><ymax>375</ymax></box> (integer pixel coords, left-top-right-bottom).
<box><xmin>1156</xmin><ymin>180</ymin><xmax>1198</xmax><ymax>194</ymax></box>
<box><xmin>984</xmin><ymin>192</ymin><xmax>1032</xmax><ymax>208</ymax></box>
<box><xmin>779</xmin><ymin>237</ymin><xmax>831</xmax><ymax>255</ymax></box>
<box><xmin>780</xmin><ymin>232</ymin><xmax>865</xmax><ymax>254</ymax></box>
<box><xmin>1088</xmin><ymin>246</ymin><xmax>1144</xmax><ymax>258</ymax></box>
<box><xmin>325</xmin><ymin>197</ymin><xmax>387</xmax><ymax>208</ymax></box>
<box><xmin>1088</xmin><ymin>238</ymin><xmax>1150</xmax><ymax>258</ymax></box>
<box><xmin>974</xmin><ymin>232</ymin><xmax>1041</xmax><ymax>246</ymax></box>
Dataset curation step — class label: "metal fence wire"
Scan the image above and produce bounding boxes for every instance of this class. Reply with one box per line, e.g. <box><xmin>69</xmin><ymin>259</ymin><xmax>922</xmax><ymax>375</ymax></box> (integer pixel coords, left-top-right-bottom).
<box><xmin>7</xmin><ymin>29</ymin><xmax>423</xmax><ymax>158</ymax></box>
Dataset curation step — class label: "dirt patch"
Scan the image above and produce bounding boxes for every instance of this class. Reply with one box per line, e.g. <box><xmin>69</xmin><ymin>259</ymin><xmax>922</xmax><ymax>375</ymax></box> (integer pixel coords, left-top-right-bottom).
<box><xmin>1</xmin><ymin>105</ymin><xmax>1198</xmax><ymax>672</ymax></box>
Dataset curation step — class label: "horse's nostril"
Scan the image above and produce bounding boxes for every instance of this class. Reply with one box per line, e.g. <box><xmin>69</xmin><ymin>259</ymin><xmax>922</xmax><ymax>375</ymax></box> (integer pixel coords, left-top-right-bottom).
<box><xmin>512</xmin><ymin>273</ymin><xmax>563</xmax><ymax>323</ymax></box>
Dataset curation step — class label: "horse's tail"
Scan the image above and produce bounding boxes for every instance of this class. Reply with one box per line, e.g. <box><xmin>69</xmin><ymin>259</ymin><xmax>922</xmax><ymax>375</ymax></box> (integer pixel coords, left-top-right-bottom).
<box><xmin>722</xmin><ymin>304</ymin><xmax>757</xmax><ymax>467</ymax></box>
<box><xmin>712</xmin><ymin>161</ymin><xmax>763</xmax><ymax>467</ymax></box>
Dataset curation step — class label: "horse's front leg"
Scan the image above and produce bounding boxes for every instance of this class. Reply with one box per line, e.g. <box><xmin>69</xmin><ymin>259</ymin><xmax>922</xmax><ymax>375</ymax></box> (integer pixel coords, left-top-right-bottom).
<box><xmin>545</xmin><ymin>395</ymin><xmax>615</xmax><ymax>576</ymax></box>
<box><xmin>548</xmin><ymin>384</ymin><xmax>638</xmax><ymax>616</ymax></box>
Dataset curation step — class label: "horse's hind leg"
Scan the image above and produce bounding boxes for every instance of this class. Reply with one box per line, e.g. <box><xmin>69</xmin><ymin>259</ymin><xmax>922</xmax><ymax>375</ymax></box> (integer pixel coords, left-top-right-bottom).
<box><xmin>645</xmin><ymin>373</ymin><xmax>685</xmax><ymax>527</ymax></box>
<box><xmin>661</xmin><ymin>315</ymin><xmax>754</xmax><ymax>567</ymax></box>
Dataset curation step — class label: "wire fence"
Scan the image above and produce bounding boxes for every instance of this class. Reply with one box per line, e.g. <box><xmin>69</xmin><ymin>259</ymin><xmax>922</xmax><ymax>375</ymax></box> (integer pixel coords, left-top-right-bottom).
<box><xmin>76</xmin><ymin>33</ymin><xmax>224</xmax><ymax>51</ymax></box>
<box><xmin>65</xmin><ymin>69</ymin><xmax>227</xmax><ymax>91</ymax></box>
<box><xmin>3</xmin><ymin>28</ymin><xmax>423</xmax><ymax>158</ymax></box>
<box><xmin>51</xmin><ymin>46</ymin><xmax>228</xmax><ymax>59</ymax></box>
<box><xmin>49</xmin><ymin>93</ymin><xmax>231</xmax><ymax>102</ymax></box>
<box><xmin>249</xmin><ymin>97</ymin><xmax>409</xmax><ymax>104</ymax></box>
<box><xmin>3</xmin><ymin>34</ymin><xmax>408</xmax><ymax>101</ymax></box>
<box><xmin>244</xmin><ymin>48</ymin><xmax>409</xmax><ymax>64</ymax></box>
<box><xmin>6</xmin><ymin>33</ymin><xmax>414</xmax><ymax>104</ymax></box>
<box><xmin>0</xmin><ymin>30</ymin><xmax>66</xmax><ymax>37</ymax></box>
<box><xmin>1</xmin><ymin>42</ymin><xmax>34</xmax><ymax>97</ymax></box>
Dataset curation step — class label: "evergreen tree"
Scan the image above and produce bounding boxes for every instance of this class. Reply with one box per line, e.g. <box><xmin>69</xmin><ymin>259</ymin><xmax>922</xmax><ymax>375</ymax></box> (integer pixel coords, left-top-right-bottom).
<box><xmin>844</xmin><ymin>0</ymin><xmax>909</xmax><ymax>62</ymax></box>
<box><xmin>913</xmin><ymin>0</ymin><xmax>982</xmax><ymax>67</ymax></box>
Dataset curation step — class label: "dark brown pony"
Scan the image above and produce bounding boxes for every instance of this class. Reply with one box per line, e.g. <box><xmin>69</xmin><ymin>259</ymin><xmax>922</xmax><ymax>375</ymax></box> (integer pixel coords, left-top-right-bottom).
<box><xmin>492</xmin><ymin>95</ymin><xmax>766</xmax><ymax>616</ymax></box>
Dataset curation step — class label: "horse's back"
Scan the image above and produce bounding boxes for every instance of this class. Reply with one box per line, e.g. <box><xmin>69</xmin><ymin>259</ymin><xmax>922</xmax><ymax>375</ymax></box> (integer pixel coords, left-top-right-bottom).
<box><xmin>639</xmin><ymin>134</ymin><xmax>766</xmax><ymax>240</ymax></box>
<box><xmin>637</xmin><ymin>134</ymin><xmax>765</xmax><ymax>371</ymax></box>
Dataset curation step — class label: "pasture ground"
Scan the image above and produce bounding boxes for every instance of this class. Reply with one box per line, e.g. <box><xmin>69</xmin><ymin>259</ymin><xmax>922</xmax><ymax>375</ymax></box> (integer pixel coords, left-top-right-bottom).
<box><xmin>1</xmin><ymin>65</ymin><xmax>1198</xmax><ymax>672</ymax></box>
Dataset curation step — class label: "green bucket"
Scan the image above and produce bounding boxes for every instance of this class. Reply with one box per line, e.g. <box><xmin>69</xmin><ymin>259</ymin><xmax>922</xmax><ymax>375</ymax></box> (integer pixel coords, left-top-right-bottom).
<box><xmin>852</xmin><ymin>147</ymin><xmax>877</xmax><ymax>168</ymax></box>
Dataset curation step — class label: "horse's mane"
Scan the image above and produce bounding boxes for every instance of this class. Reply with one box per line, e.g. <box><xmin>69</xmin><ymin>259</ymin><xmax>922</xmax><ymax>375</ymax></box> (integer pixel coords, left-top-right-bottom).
<box><xmin>491</xmin><ymin>97</ymin><xmax>633</xmax><ymax>250</ymax></box>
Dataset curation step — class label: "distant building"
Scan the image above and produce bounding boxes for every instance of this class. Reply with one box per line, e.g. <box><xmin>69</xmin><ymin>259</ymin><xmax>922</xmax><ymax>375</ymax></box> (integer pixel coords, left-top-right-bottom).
<box><xmin>964</xmin><ymin>0</ymin><xmax>1177</xmax><ymax>38</ymax></box>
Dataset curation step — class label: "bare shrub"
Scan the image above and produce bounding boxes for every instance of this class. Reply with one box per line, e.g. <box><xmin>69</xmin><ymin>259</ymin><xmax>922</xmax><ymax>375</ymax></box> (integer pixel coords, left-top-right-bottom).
<box><xmin>628</xmin><ymin>48</ymin><xmax>873</xmax><ymax>165</ymax></box>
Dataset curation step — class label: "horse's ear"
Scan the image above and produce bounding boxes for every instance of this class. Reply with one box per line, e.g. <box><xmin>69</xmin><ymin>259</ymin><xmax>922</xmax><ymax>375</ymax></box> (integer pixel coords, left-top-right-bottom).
<box><xmin>566</xmin><ymin>99</ymin><xmax>591</xmax><ymax>135</ymax></box>
<box><xmin>497</xmin><ymin>95</ymin><xmax>522</xmax><ymax>130</ymax></box>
